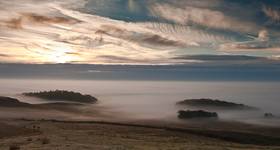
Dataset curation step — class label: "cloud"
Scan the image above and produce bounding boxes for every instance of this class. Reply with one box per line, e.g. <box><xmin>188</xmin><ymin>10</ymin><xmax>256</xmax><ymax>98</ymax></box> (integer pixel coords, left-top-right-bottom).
<box><xmin>96</xmin><ymin>25</ymin><xmax>185</xmax><ymax>48</ymax></box>
<box><xmin>140</xmin><ymin>34</ymin><xmax>183</xmax><ymax>47</ymax></box>
<box><xmin>65</xmin><ymin>52</ymin><xmax>82</xmax><ymax>56</ymax></box>
<box><xmin>149</xmin><ymin>2</ymin><xmax>258</xmax><ymax>33</ymax></box>
<box><xmin>258</xmin><ymin>29</ymin><xmax>269</xmax><ymax>41</ymax></box>
<box><xmin>136</xmin><ymin>22</ymin><xmax>236</xmax><ymax>47</ymax></box>
<box><xmin>4</xmin><ymin>18</ymin><xmax>22</xmax><ymax>29</ymax></box>
<box><xmin>2</xmin><ymin>13</ymin><xmax>79</xmax><ymax>30</ymax></box>
<box><xmin>172</xmin><ymin>54</ymin><xmax>280</xmax><ymax>66</ymax></box>
<box><xmin>263</xmin><ymin>5</ymin><xmax>280</xmax><ymax>23</ymax></box>
<box><xmin>166</xmin><ymin>0</ymin><xmax>222</xmax><ymax>8</ymax></box>
<box><xmin>95</xmin><ymin>54</ymin><xmax>185</xmax><ymax>65</ymax></box>
<box><xmin>23</xmin><ymin>13</ymin><xmax>78</xmax><ymax>24</ymax></box>
<box><xmin>0</xmin><ymin>0</ymin><xmax>280</xmax><ymax>65</ymax></box>
<box><xmin>269</xmin><ymin>55</ymin><xmax>280</xmax><ymax>60</ymax></box>
<box><xmin>174</xmin><ymin>55</ymin><xmax>264</xmax><ymax>61</ymax></box>
<box><xmin>0</xmin><ymin>0</ymin><xmax>186</xmax><ymax>64</ymax></box>
<box><xmin>0</xmin><ymin>54</ymin><xmax>10</xmax><ymax>57</ymax></box>
<box><xmin>96</xmin><ymin>55</ymin><xmax>147</xmax><ymax>64</ymax></box>
<box><xmin>219</xmin><ymin>40</ymin><xmax>280</xmax><ymax>52</ymax></box>
<box><xmin>219</xmin><ymin>29</ymin><xmax>280</xmax><ymax>52</ymax></box>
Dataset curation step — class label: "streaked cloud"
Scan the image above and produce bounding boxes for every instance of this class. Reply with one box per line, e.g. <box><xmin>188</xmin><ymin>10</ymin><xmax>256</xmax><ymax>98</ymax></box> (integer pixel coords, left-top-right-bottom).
<box><xmin>149</xmin><ymin>3</ymin><xmax>257</xmax><ymax>33</ymax></box>
<box><xmin>263</xmin><ymin>5</ymin><xmax>280</xmax><ymax>23</ymax></box>
<box><xmin>174</xmin><ymin>55</ymin><xmax>264</xmax><ymax>61</ymax></box>
<box><xmin>0</xmin><ymin>54</ymin><xmax>11</xmax><ymax>57</ymax></box>
<box><xmin>0</xmin><ymin>0</ymin><xmax>280</xmax><ymax>65</ymax></box>
<box><xmin>219</xmin><ymin>41</ymin><xmax>280</xmax><ymax>52</ymax></box>
<box><xmin>219</xmin><ymin>29</ymin><xmax>280</xmax><ymax>52</ymax></box>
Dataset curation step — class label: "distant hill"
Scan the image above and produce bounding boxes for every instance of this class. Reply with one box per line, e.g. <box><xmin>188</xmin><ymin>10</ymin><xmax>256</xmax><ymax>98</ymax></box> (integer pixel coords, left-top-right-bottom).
<box><xmin>177</xmin><ymin>98</ymin><xmax>258</xmax><ymax>110</ymax></box>
<box><xmin>23</xmin><ymin>90</ymin><xmax>98</xmax><ymax>103</ymax></box>
<box><xmin>0</xmin><ymin>96</ymin><xmax>88</xmax><ymax>115</ymax></box>
<box><xmin>0</xmin><ymin>96</ymin><xmax>32</xmax><ymax>107</ymax></box>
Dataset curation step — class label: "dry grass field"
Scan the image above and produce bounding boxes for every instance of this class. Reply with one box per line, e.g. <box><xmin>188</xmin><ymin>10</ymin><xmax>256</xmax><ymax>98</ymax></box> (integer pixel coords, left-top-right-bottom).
<box><xmin>0</xmin><ymin>119</ymin><xmax>279</xmax><ymax>150</ymax></box>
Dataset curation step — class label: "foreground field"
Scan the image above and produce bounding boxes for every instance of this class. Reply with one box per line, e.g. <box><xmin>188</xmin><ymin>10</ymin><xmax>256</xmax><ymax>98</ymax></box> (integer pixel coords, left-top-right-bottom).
<box><xmin>0</xmin><ymin>120</ymin><xmax>279</xmax><ymax>150</ymax></box>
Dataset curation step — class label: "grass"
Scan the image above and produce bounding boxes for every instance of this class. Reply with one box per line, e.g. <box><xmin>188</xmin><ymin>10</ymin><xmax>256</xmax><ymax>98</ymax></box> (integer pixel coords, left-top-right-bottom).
<box><xmin>20</xmin><ymin>118</ymin><xmax>280</xmax><ymax>146</ymax></box>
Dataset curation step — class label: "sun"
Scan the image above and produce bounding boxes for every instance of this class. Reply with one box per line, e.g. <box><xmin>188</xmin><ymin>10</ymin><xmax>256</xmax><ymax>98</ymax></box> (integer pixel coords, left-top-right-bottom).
<box><xmin>26</xmin><ymin>43</ymin><xmax>83</xmax><ymax>64</ymax></box>
<box><xmin>46</xmin><ymin>46</ymin><xmax>77</xmax><ymax>64</ymax></box>
<box><xmin>49</xmin><ymin>51</ymin><xmax>70</xmax><ymax>63</ymax></box>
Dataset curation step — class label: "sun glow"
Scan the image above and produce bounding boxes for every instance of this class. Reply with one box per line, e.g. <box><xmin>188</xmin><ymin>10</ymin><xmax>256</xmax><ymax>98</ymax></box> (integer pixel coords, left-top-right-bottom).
<box><xmin>49</xmin><ymin>52</ymin><xmax>69</xmax><ymax>63</ymax></box>
<box><xmin>32</xmin><ymin>45</ymin><xmax>81</xmax><ymax>64</ymax></box>
<box><xmin>48</xmin><ymin>47</ymin><xmax>76</xmax><ymax>63</ymax></box>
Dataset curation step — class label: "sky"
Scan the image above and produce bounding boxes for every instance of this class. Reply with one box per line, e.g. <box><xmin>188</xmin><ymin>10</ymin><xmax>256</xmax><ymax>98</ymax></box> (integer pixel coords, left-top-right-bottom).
<box><xmin>0</xmin><ymin>0</ymin><xmax>280</xmax><ymax>65</ymax></box>
<box><xmin>1</xmin><ymin>63</ymin><xmax>280</xmax><ymax>81</ymax></box>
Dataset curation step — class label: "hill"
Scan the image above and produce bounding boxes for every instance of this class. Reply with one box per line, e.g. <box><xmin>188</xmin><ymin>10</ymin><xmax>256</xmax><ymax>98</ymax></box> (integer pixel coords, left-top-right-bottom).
<box><xmin>23</xmin><ymin>90</ymin><xmax>98</xmax><ymax>103</ymax></box>
<box><xmin>177</xmin><ymin>98</ymin><xmax>258</xmax><ymax>110</ymax></box>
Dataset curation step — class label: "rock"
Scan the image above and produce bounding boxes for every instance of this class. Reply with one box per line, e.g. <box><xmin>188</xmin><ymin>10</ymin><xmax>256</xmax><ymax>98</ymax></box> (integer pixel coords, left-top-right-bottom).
<box><xmin>178</xmin><ymin>110</ymin><xmax>218</xmax><ymax>119</ymax></box>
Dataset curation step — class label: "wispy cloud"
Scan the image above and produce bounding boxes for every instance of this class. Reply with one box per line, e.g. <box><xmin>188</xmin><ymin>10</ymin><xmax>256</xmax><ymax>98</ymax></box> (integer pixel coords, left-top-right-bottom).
<box><xmin>174</xmin><ymin>55</ymin><xmax>264</xmax><ymax>61</ymax></box>
<box><xmin>263</xmin><ymin>5</ymin><xmax>280</xmax><ymax>23</ymax></box>
<box><xmin>219</xmin><ymin>30</ymin><xmax>280</xmax><ymax>52</ymax></box>
<box><xmin>149</xmin><ymin>2</ymin><xmax>258</xmax><ymax>33</ymax></box>
<box><xmin>0</xmin><ymin>0</ymin><xmax>187</xmax><ymax>64</ymax></box>
<box><xmin>0</xmin><ymin>54</ymin><xmax>11</xmax><ymax>57</ymax></box>
<box><xmin>0</xmin><ymin>0</ymin><xmax>280</xmax><ymax>65</ymax></box>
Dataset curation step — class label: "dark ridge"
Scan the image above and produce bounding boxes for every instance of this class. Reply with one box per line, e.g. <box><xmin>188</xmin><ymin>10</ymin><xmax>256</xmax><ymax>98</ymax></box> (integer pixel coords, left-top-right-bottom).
<box><xmin>178</xmin><ymin>110</ymin><xmax>218</xmax><ymax>119</ymax></box>
<box><xmin>177</xmin><ymin>98</ymin><xmax>258</xmax><ymax>110</ymax></box>
<box><xmin>0</xmin><ymin>96</ymin><xmax>85</xmax><ymax>114</ymax></box>
<box><xmin>23</xmin><ymin>90</ymin><xmax>98</xmax><ymax>103</ymax></box>
<box><xmin>0</xmin><ymin>96</ymin><xmax>31</xmax><ymax>107</ymax></box>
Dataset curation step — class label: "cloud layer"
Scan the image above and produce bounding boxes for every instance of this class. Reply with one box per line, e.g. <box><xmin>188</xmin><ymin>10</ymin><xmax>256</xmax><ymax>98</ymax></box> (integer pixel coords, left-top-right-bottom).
<box><xmin>0</xmin><ymin>0</ymin><xmax>280</xmax><ymax>64</ymax></box>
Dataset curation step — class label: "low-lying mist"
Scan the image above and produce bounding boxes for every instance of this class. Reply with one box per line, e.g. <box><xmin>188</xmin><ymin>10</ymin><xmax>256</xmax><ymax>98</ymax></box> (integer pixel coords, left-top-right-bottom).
<box><xmin>0</xmin><ymin>79</ymin><xmax>279</xmax><ymax>126</ymax></box>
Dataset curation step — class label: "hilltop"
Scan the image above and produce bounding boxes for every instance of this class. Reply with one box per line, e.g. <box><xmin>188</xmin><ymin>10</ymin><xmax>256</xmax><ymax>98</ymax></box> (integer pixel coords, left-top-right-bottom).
<box><xmin>23</xmin><ymin>90</ymin><xmax>98</xmax><ymax>103</ymax></box>
<box><xmin>177</xmin><ymin>98</ymin><xmax>258</xmax><ymax>110</ymax></box>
